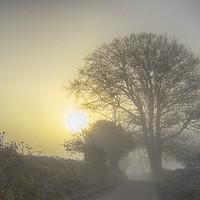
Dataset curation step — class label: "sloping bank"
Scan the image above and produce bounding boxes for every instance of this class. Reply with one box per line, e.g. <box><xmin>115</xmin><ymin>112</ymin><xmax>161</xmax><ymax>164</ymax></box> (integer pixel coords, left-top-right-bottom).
<box><xmin>0</xmin><ymin>147</ymin><xmax>121</xmax><ymax>200</ymax></box>
<box><xmin>158</xmin><ymin>168</ymin><xmax>200</xmax><ymax>200</ymax></box>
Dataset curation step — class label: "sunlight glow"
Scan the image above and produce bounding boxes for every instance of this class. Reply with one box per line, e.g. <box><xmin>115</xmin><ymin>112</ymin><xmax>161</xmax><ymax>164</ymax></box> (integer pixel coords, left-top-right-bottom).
<box><xmin>66</xmin><ymin>112</ymin><xmax>87</xmax><ymax>131</ymax></box>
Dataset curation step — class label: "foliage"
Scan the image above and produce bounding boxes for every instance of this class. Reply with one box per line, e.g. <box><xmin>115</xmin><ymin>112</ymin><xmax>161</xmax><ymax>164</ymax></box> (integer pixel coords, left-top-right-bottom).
<box><xmin>0</xmin><ymin>144</ymin><xmax>120</xmax><ymax>200</ymax></box>
<box><xmin>86</xmin><ymin>120</ymin><xmax>135</xmax><ymax>166</ymax></box>
<box><xmin>159</xmin><ymin>168</ymin><xmax>200</xmax><ymax>200</ymax></box>
<box><xmin>0</xmin><ymin>132</ymin><xmax>5</xmax><ymax>147</ymax></box>
<box><xmin>187</xmin><ymin>152</ymin><xmax>200</xmax><ymax>168</ymax></box>
<box><xmin>66</xmin><ymin>32</ymin><xmax>200</xmax><ymax>177</ymax></box>
<box><xmin>163</xmin><ymin>134</ymin><xmax>200</xmax><ymax>167</ymax></box>
<box><xmin>0</xmin><ymin>132</ymin><xmax>42</xmax><ymax>156</ymax></box>
<box><xmin>64</xmin><ymin>120</ymin><xmax>135</xmax><ymax>168</ymax></box>
<box><xmin>64</xmin><ymin>131</ymin><xmax>86</xmax><ymax>155</ymax></box>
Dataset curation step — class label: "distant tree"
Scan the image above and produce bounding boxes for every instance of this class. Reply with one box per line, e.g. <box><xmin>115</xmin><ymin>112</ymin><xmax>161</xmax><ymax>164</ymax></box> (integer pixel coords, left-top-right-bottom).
<box><xmin>64</xmin><ymin>120</ymin><xmax>135</xmax><ymax>169</ymax></box>
<box><xmin>66</xmin><ymin>32</ymin><xmax>200</xmax><ymax>178</ymax></box>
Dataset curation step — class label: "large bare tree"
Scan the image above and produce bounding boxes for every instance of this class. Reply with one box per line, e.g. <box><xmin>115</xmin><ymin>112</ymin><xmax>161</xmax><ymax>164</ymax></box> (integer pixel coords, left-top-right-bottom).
<box><xmin>66</xmin><ymin>33</ymin><xmax>200</xmax><ymax>178</ymax></box>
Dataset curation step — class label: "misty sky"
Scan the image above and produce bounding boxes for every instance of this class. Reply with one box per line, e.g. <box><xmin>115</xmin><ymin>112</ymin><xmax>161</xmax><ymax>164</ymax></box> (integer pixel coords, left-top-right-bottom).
<box><xmin>0</xmin><ymin>0</ymin><xmax>200</xmax><ymax>156</ymax></box>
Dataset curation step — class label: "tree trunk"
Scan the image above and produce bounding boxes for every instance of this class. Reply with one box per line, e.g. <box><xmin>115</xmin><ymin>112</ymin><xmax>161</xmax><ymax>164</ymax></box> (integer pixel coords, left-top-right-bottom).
<box><xmin>110</xmin><ymin>159</ymin><xmax>120</xmax><ymax>171</ymax></box>
<box><xmin>147</xmin><ymin>149</ymin><xmax>162</xmax><ymax>180</ymax></box>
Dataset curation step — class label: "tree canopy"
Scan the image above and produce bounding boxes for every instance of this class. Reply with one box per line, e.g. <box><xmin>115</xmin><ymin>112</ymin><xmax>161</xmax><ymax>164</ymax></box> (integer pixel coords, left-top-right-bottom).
<box><xmin>66</xmin><ymin>32</ymin><xmax>200</xmax><ymax>178</ymax></box>
<box><xmin>64</xmin><ymin>120</ymin><xmax>134</xmax><ymax>169</ymax></box>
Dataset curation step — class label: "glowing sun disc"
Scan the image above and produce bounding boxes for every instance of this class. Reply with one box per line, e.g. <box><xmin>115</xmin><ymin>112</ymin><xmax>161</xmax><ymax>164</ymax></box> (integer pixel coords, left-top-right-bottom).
<box><xmin>66</xmin><ymin>112</ymin><xmax>87</xmax><ymax>131</ymax></box>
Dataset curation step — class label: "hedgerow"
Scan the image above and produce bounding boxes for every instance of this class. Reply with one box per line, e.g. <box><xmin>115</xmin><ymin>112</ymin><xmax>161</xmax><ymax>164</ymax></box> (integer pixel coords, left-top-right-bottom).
<box><xmin>0</xmin><ymin>146</ymin><xmax>119</xmax><ymax>200</ymax></box>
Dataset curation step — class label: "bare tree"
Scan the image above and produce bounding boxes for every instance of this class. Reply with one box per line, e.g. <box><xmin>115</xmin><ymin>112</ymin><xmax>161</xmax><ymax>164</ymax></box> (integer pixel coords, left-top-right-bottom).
<box><xmin>66</xmin><ymin>33</ymin><xmax>200</xmax><ymax>178</ymax></box>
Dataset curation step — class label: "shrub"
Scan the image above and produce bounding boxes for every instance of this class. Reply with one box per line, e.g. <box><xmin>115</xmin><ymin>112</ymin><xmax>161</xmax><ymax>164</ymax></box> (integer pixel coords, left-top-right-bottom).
<box><xmin>0</xmin><ymin>146</ymin><xmax>119</xmax><ymax>200</ymax></box>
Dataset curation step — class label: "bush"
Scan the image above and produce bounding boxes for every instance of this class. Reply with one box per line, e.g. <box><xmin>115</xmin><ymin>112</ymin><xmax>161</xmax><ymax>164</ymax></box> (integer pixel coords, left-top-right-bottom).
<box><xmin>159</xmin><ymin>168</ymin><xmax>200</xmax><ymax>200</ymax></box>
<box><xmin>0</xmin><ymin>146</ymin><xmax>119</xmax><ymax>200</ymax></box>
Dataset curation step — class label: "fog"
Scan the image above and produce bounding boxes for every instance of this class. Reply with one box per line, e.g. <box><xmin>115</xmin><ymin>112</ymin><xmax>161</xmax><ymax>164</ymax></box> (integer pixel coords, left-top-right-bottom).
<box><xmin>119</xmin><ymin>148</ymin><xmax>184</xmax><ymax>180</ymax></box>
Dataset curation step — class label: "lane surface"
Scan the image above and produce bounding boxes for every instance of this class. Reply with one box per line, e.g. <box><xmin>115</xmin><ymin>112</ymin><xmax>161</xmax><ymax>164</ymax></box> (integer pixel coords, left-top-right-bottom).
<box><xmin>88</xmin><ymin>181</ymin><xmax>161</xmax><ymax>200</ymax></box>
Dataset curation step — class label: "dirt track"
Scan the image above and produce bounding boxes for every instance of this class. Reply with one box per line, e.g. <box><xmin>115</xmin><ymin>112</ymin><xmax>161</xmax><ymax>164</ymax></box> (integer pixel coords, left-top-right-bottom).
<box><xmin>88</xmin><ymin>181</ymin><xmax>161</xmax><ymax>200</ymax></box>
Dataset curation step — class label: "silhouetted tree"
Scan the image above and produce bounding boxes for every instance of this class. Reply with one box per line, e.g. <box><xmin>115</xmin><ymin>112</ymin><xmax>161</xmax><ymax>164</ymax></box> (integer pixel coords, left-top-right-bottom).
<box><xmin>86</xmin><ymin>120</ymin><xmax>134</xmax><ymax>169</ymax></box>
<box><xmin>63</xmin><ymin>131</ymin><xmax>87</xmax><ymax>156</ymax></box>
<box><xmin>63</xmin><ymin>130</ymin><xmax>107</xmax><ymax>165</ymax></box>
<box><xmin>66</xmin><ymin>32</ymin><xmax>200</xmax><ymax>178</ymax></box>
<box><xmin>64</xmin><ymin>120</ymin><xmax>134</xmax><ymax>170</ymax></box>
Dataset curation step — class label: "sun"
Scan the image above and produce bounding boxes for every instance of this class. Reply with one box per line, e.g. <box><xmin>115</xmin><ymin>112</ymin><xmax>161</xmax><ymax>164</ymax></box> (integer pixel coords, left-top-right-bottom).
<box><xmin>66</xmin><ymin>112</ymin><xmax>87</xmax><ymax>131</ymax></box>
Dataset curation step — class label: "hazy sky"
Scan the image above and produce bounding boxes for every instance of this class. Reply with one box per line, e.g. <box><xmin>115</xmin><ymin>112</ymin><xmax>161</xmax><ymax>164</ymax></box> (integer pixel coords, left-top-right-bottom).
<box><xmin>0</xmin><ymin>0</ymin><xmax>200</xmax><ymax>157</ymax></box>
